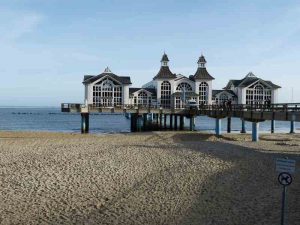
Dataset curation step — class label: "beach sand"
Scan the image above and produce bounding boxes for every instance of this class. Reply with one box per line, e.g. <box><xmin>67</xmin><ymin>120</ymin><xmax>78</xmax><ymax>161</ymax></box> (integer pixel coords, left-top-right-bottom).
<box><xmin>0</xmin><ymin>131</ymin><xmax>299</xmax><ymax>225</ymax></box>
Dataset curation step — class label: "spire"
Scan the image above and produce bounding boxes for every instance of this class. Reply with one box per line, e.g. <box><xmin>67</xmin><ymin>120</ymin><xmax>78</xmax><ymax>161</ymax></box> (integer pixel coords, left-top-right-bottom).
<box><xmin>161</xmin><ymin>52</ymin><xmax>169</xmax><ymax>66</ymax></box>
<box><xmin>104</xmin><ymin>67</ymin><xmax>112</xmax><ymax>73</ymax></box>
<box><xmin>153</xmin><ymin>52</ymin><xmax>176</xmax><ymax>80</ymax></box>
<box><xmin>194</xmin><ymin>54</ymin><xmax>214</xmax><ymax>80</ymax></box>
<box><xmin>245</xmin><ymin>72</ymin><xmax>256</xmax><ymax>78</ymax></box>
<box><xmin>197</xmin><ymin>54</ymin><xmax>207</xmax><ymax>68</ymax></box>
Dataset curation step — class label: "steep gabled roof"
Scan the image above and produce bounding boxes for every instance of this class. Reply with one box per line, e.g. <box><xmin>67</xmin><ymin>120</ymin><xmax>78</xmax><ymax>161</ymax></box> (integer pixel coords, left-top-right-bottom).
<box><xmin>153</xmin><ymin>66</ymin><xmax>176</xmax><ymax>80</ymax></box>
<box><xmin>193</xmin><ymin>67</ymin><xmax>215</xmax><ymax>80</ymax></box>
<box><xmin>83</xmin><ymin>71</ymin><xmax>132</xmax><ymax>85</ymax></box>
<box><xmin>224</xmin><ymin>72</ymin><xmax>281</xmax><ymax>89</ymax></box>
<box><xmin>129</xmin><ymin>88</ymin><xmax>156</xmax><ymax>96</ymax></box>
<box><xmin>212</xmin><ymin>90</ymin><xmax>237</xmax><ymax>97</ymax></box>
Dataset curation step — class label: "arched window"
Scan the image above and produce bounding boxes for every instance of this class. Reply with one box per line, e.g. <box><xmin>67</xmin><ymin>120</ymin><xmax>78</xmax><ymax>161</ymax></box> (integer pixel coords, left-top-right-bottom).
<box><xmin>93</xmin><ymin>78</ymin><xmax>122</xmax><ymax>107</ymax></box>
<box><xmin>161</xmin><ymin>81</ymin><xmax>171</xmax><ymax>108</ymax></box>
<box><xmin>246</xmin><ymin>83</ymin><xmax>271</xmax><ymax>105</ymax></box>
<box><xmin>138</xmin><ymin>91</ymin><xmax>149</xmax><ymax>106</ymax></box>
<box><xmin>175</xmin><ymin>83</ymin><xmax>193</xmax><ymax>108</ymax></box>
<box><xmin>199</xmin><ymin>82</ymin><xmax>208</xmax><ymax>105</ymax></box>
<box><xmin>176</xmin><ymin>83</ymin><xmax>192</xmax><ymax>92</ymax></box>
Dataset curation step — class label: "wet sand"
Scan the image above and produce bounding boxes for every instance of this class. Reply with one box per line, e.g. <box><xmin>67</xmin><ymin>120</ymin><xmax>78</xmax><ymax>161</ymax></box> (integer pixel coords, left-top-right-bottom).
<box><xmin>0</xmin><ymin>131</ymin><xmax>299</xmax><ymax>225</ymax></box>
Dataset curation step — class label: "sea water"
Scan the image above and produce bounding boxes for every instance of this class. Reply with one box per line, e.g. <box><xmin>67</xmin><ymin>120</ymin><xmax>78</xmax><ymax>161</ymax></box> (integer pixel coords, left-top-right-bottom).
<box><xmin>0</xmin><ymin>107</ymin><xmax>297</xmax><ymax>134</ymax></box>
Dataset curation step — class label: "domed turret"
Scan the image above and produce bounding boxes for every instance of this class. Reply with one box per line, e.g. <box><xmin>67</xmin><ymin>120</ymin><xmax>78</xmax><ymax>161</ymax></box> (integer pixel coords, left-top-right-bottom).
<box><xmin>197</xmin><ymin>55</ymin><xmax>206</xmax><ymax>68</ymax></box>
<box><xmin>161</xmin><ymin>52</ymin><xmax>169</xmax><ymax>67</ymax></box>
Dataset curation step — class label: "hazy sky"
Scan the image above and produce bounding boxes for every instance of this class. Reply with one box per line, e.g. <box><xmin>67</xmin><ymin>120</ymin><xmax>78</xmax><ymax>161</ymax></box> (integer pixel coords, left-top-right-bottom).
<box><xmin>1</xmin><ymin>0</ymin><xmax>300</xmax><ymax>106</ymax></box>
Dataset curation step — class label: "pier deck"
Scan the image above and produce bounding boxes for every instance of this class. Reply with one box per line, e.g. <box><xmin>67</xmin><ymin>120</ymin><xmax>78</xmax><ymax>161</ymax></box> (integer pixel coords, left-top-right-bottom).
<box><xmin>61</xmin><ymin>103</ymin><xmax>300</xmax><ymax>122</ymax></box>
<box><xmin>61</xmin><ymin>103</ymin><xmax>300</xmax><ymax>141</ymax></box>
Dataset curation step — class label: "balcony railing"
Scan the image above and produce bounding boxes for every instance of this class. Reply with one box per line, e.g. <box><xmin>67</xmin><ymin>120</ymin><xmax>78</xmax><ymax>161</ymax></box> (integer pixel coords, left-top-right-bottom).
<box><xmin>61</xmin><ymin>103</ymin><xmax>300</xmax><ymax>113</ymax></box>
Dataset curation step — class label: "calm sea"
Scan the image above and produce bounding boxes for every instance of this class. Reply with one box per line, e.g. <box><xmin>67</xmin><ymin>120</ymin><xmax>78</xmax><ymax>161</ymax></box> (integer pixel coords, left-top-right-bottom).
<box><xmin>0</xmin><ymin>107</ymin><xmax>298</xmax><ymax>134</ymax></box>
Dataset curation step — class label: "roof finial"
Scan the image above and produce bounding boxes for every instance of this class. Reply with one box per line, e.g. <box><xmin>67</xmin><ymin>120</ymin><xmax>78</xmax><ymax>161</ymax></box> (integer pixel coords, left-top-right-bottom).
<box><xmin>104</xmin><ymin>66</ymin><xmax>112</xmax><ymax>73</ymax></box>
<box><xmin>198</xmin><ymin>54</ymin><xmax>206</xmax><ymax>67</ymax></box>
<box><xmin>161</xmin><ymin>52</ymin><xmax>169</xmax><ymax>63</ymax></box>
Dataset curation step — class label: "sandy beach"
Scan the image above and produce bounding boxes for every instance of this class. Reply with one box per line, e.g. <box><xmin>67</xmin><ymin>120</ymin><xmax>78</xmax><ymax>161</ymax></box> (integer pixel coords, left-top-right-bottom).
<box><xmin>0</xmin><ymin>131</ymin><xmax>299</xmax><ymax>225</ymax></box>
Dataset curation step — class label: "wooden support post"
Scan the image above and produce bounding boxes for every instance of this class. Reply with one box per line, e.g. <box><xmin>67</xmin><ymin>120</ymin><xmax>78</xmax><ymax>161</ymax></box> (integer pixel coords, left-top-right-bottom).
<box><xmin>241</xmin><ymin>119</ymin><xmax>246</xmax><ymax>133</ymax></box>
<box><xmin>252</xmin><ymin>122</ymin><xmax>259</xmax><ymax>142</ymax></box>
<box><xmin>81</xmin><ymin>113</ymin><xmax>89</xmax><ymax>134</ymax></box>
<box><xmin>143</xmin><ymin>114</ymin><xmax>147</xmax><ymax>131</ymax></box>
<box><xmin>130</xmin><ymin>113</ymin><xmax>138</xmax><ymax>132</ymax></box>
<box><xmin>271</xmin><ymin>120</ymin><xmax>275</xmax><ymax>133</ymax></box>
<box><xmin>159</xmin><ymin>114</ymin><xmax>163</xmax><ymax>127</ymax></box>
<box><xmin>215</xmin><ymin>118</ymin><xmax>221</xmax><ymax>136</ymax></box>
<box><xmin>290</xmin><ymin>121</ymin><xmax>295</xmax><ymax>134</ymax></box>
<box><xmin>137</xmin><ymin>115</ymin><xmax>142</xmax><ymax>132</ymax></box>
<box><xmin>227</xmin><ymin>117</ymin><xmax>231</xmax><ymax>133</ymax></box>
<box><xmin>189</xmin><ymin>116</ymin><xmax>195</xmax><ymax>131</ymax></box>
<box><xmin>180</xmin><ymin>115</ymin><xmax>184</xmax><ymax>130</ymax></box>
<box><xmin>174</xmin><ymin>115</ymin><xmax>178</xmax><ymax>130</ymax></box>
<box><xmin>170</xmin><ymin>114</ymin><xmax>173</xmax><ymax>130</ymax></box>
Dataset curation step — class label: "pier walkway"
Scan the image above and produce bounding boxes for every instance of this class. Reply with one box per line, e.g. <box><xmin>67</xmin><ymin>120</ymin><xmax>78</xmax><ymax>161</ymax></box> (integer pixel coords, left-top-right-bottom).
<box><xmin>61</xmin><ymin>103</ymin><xmax>300</xmax><ymax>141</ymax></box>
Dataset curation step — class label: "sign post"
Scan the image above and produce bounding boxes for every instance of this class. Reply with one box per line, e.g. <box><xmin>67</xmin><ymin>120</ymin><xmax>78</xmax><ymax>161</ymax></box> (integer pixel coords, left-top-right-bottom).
<box><xmin>276</xmin><ymin>158</ymin><xmax>296</xmax><ymax>225</ymax></box>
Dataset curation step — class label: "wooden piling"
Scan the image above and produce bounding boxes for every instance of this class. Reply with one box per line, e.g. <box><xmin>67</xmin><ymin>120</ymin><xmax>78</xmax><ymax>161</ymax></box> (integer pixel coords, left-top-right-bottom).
<box><xmin>81</xmin><ymin>113</ymin><xmax>89</xmax><ymax>133</ymax></box>
<box><xmin>143</xmin><ymin>114</ymin><xmax>147</xmax><ymax>131</ymax></box>
<box><xmin>252</xmin><ymin>122</ymin><xmax>259</xmax><ymax>141</ymax></box>
<box><xmin>174</xmin><ymin>115</ymin><xmax>178</xmax><ymax>130</ymax></box>
<box><xmin>241</xmin><ymin>119</ymin><xmax>246</xmax><ymax>133</ymax></box>
<box><xmin>271</xmin><ymin>120</ymin><xmax>275</xmax><ymax>133</ymax></box>
<box><xmin>130</xmin><ymin>113</ymin><xmax>138</xmax><ymax>132</ymax></box>
<box><xmin>227</xmin><ymin>117</ymin><xmax>231</xmax><ymax>133</ymax></box>
<box><xmin>159</xmin><ymin>114</ymin><xmax>163</xmax><ymax>128</ymax></box>
<box><xmin>170</xmin><ymin>114</ymin><xmax>173</xmax><ymax>130</ymax></box>
<box><xmin>290</xmin><ymin>121</ymin><xmax>295</xmax><ymax>134</ymax></box>
<box><xmin>189</xmin><ymin>116</ymin><xmax>195</xmax><ymax>131</ymax></box>
<box><xmin>215</xmin><ymin>118</ymin><xmax>221</xmax><ymax>136</ymax></box>
<box><xmin>180</xmin><ymin>115</ymin><xmax>184</xmax><ymax>130</ymax></box>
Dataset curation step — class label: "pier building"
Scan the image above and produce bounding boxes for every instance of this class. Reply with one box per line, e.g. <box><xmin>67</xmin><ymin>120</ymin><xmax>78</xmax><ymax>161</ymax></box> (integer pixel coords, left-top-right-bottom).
<box><xmin>82</xmin><ymin>53</ymin><xmax>280</xmax><ymax>108</ymax></box>
<box><xmin>61</xmin><ymin>52</ymin><xmax>299</xmax><ymax>142</ymax></box>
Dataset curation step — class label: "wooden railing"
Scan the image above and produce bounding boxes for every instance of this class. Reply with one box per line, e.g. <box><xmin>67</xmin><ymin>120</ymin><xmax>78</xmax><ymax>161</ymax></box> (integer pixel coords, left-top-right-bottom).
<box><xmin>61</xmin><ymin>103</ymin><xmax>300</xmax><ymax>113</ymax></box>
<box><xmin>199</xmin><ymin>103</ymin><xmax>300</xmax><ymax>112</ymax></box>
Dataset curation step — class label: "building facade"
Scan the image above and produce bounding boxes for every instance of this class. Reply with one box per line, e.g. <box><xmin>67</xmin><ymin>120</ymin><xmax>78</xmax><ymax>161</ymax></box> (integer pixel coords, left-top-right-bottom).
<box><xmin>224</xmin><ymin>72</ymin><xmax>280</xmax><ymax>105</ymax></box>
<box><xmin>83</xmin><ymin>53</ymin><xmax>281</xmax><ymax>108</ymax></box>
<box><xmin>83</xmin><ymin>67</ymin><xmax>131</xmax><ymax>107</ymax></box>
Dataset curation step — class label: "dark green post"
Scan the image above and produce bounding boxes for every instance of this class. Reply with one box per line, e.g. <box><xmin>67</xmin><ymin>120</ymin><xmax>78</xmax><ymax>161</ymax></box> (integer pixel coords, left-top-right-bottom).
<box><xmin>130</xmin><ymin>113</ymin><xmax>138</xmax><ymax>132</ymax></box>
<box><xmin>227</xmin><ymin>117</ymin><xmax>231</xmax><ymax>133</ymax></box>
<box><xmin>174</xmin><ymin>115</ymin><xmax>178</xmax><ymax>130</ymax></box>
<box><xmin>170</xmin><ymin>114</ymin><xmax>173</xmax><ymax>130</ymax></box>
<box><xmin>159</xmin><ymin>113</ymin><xmax>163</xmax><ymax>128</ymax></box>
<box><xmin>180</xmin><ymin>115</ymin><xmax>184</xmax><ymax>130</ymax></box>
<box><xmin>143</xmin><ymin>114</ymin><xmax>147</xmax><ymax>131</ymax></box>
<box><xmin>241</xmin><ymin>119</ymin><xmax>246</xmax><ymax>133</ymax></box>
<box><xmin>190</xmin><ymin>116</ymin><xmax>195</xmax><ymax>131</ymax></box>
<box><xmin>271</xmin><ymin>120</ymin><xmax>275</xmax><ymax>133</ymax></box>
<box><xmin>137</xmin><ymin>115</ymin><xmax>142</xmax><ymax>132</ymax></box>
<box><xmin>81</xmin><ymin>113</ymin><xmax>89</xmax><ymax>133</ymax></box>
<box><xmin>155</xmin><ymin>113</ymin><xmax>159</xmax><ymax>124</ymax></box>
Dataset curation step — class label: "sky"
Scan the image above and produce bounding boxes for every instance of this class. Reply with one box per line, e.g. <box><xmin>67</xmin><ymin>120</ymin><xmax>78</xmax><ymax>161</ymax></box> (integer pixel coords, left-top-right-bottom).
<box><xmin>0</xmin><ymin>0</ymin><xmax>300</xmax><ymax>106</ymax></box>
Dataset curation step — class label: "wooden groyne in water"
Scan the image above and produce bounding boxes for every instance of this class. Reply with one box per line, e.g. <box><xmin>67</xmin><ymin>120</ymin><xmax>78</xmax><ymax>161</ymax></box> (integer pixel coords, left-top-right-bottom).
<box><xmin>61</xmin><ymin>103</ymin><xmax>300</xmax><ymax>142</ymax></box>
